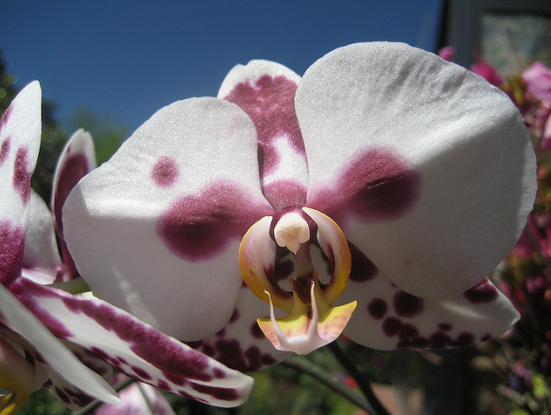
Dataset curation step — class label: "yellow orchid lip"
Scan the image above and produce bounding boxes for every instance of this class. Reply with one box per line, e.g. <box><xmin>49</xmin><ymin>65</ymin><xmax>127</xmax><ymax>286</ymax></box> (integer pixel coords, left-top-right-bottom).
<box><xmin>239</xmin><ymin>207</ymin><xmax>355</xmax><ymax>354</ymax></box>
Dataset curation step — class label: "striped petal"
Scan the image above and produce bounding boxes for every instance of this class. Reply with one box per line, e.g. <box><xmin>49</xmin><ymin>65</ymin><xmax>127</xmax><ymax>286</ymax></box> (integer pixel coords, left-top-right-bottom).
<box><xmin>10</xmin><ymin>277</ymin><xmax>254</xmax><ymax>408</ymax></box>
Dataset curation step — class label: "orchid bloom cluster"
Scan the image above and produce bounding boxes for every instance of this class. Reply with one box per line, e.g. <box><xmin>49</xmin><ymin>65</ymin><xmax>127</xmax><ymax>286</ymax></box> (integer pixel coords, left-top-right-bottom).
<box><xmin>0</xmin><ymin>83</ymin><xmax>253</xmax><ymax>414</ymax></box>
<box><xmin>60</xmin><ymin>41</ymin><xmax>535</xmax><ymax>377</ymax></box>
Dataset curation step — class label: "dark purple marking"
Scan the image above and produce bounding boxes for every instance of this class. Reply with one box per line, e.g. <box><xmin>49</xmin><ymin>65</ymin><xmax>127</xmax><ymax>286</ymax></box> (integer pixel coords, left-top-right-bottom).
<box><xmin>53</xmin><ymin>152</ymin><xmax>91</xmax><ymax>277</ymax></box>
<box><xmin>157</xmin><ymin>379</ymin><xmax>169</xmax><ymax>390</ymax></box>
<box><xmin>367</xmin><ymin>298</ymin><xmax>388</xmax><ymax>320</ymax></box>
<box><xmin>55</xmin><ymin>387</ymin><xmax>70</xmax><ymax>404</ymax></box>
<box><xmin>410</xmin><ymin>336</ymin><xmax>431</xmax><ymax>348</ymax></box>
<box><xmin>262</xmin><ymin>179</ymin><xmax>307</xmax><ymax>213</ymax></box>
<box><xmin>229</xmin><ymin>309</ymin><xmax>240</xmax><ymax>324</ymax></box>
<box><xmin>12</xmin><ymin>278</ymin><xmax>218</xmax><ymax>386</ymax></box>
<box><xmin>131</xmin><ymin>365</ymin><xmax>152</xmax><ymax>380</ymax></box>
<box><xmin>116</xmin><ymin>356</ymin><xmax>128</xmax><ymax>365</ymax></box>
<box><xmin>0</xmin><ymin>105</ymin><xmax>13</xmax><ymax>131</ymax></box>
<box><xmin>348</xmin><ymin>243</ymin><xmax>378</xmax><ymax>282</ymax></box>
<box><xmin>382</xmin><ymin>317</ymin><xmax>402</xmax><ymax>337</ymax></box>
<box><xmin>191</xmin><ymin>383</ymin><xmax>239</xmax><ymax>402</ymax></box>
<box><xmin>398</xmin><ymin>323</ymin><xmax>419</xmax><ymax>340</ymax></box>
<box><xmin>393</xmin><ymin>291</ymin><xmax>424</xmax><ymax>318</ymax></box>
<box><xmin>0</xmin><ymin>220</ymin><xmax>25</xmax><ymax>287</ymax></box>
<box><xmin>157</xmin><ymin>181</ymin><xmax>273</xmax><ymax>261</ymax></box>
<box><xmin>13</xmin><ymin>146</ymin><xmax>32</xmax><ymax>204</ymax></box>
<box><xmin>0</xmin><ymin>137</ymin><xmax>10</xmax><ymax>164</ymax></box>
<box><xmin>223</xmin><ymin>74</ymin><xmax>306</xmax><ymax>179</ymax></box>
<box><xmin>151</xmin><ymin>156</ymin><xmax>179</xmax><ymax>188</ymax></box>
<box><xmin>438</xmin><ymin>323</ymin><xmax>453</xmax><ymax>332</ymax></box>
<box><xmin>307</xmin><ymin>147</ymin><xmax>421</xmax><ymax>224</ymax></box>
<box><xmin>429</xmin><ymin>332</ymin><xmax>452</xmax><ymax>348</ymax></box>
<box><xmin>213</xmin><ymin>368</ymin><xmax>226</xmax><ymax>379</ymax></box>
<box><xmin>250</xmin><ymin>321</ymin><xmax>265</xmax><ymax>339</ymax></box>
<box><xmin>464</xmin><ymin>279</ymin><xmax>499</xmax><ymax>304</ymax></box>
<box><xmin>480</xmin><ymin>333</ymin><xmax>492</xmax><ymax>342</ymax></box>
<box><xmin>453</xmin><ymin>332</ymin><xmax>475</xmax><ymax>347</ymax></box>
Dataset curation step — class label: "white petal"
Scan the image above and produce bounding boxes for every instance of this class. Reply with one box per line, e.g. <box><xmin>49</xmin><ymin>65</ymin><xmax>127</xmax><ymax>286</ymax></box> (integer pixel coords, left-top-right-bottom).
<box><xmin>340</xmin><ymin>269</ymin><xmax>519</xmax><ymax>350</ymax></box>
<box><xmin>21</xmin><ymin>190</ymin><xmax>62</xmax><ymax>284</ymax></box>
<box><xmin>0</xmin><ymin>282</ymin><xmax>119</xmax><ymax>404</ymax></box>
<box><xmin>11</xmin><ymin>278</ymin><xmax>254</xmax><ymax>408</ymax></box>
<box><xmin>0</xmin><ymin>82</ymin><xmax>42</xmax><ymax>287</ymax></box>
<box><xmin>296</xmin><ymin>42</ymin><xmax>536</xmax><ymax>297</ymax></box>
<box><xmin>63</xmin><ymin>98</ymin><xmax>274</xmax><ymax>340</ymax></box>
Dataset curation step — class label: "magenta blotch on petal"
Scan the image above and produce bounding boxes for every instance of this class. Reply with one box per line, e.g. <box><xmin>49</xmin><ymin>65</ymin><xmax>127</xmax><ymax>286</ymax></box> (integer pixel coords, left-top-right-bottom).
<box><xmin>152</xmin><ymin>156</ymin><xmax>179</xmax><ymax>188</ymax></box>
<box><xmin>0</xmin><ymin>220</ymin><xmax>25</xmax><ymax>286</ymax></box>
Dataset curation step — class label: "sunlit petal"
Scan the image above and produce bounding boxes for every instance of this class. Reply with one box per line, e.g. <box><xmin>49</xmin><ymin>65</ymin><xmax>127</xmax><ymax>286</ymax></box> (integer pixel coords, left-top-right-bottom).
<box><xmin>63</xmin><ymin>98</ymin><xmax>274</xmax><ymax>340</ymax></box>
<box><xmin>296</xmin><ymin>42</ymin><xmax>536</xmax><ymax>298</ymax></box>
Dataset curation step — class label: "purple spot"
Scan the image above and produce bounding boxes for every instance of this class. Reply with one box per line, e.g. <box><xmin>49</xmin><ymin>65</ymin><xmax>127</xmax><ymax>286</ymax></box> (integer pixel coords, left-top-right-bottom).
<box><xmin>308</xmin><ymin>147</ymin><xmax>421</xmax><ymax>224</ymax></box>
<box><xmin>157</xmin><ymin>379</ymin><xmax>169</xmax><ymax>390</ymax></box>
<box><xmin>411</xmin><ymin>336</ymin><xmax>431</xmax><ymax>348</ymax></box>
<box><xmin>213</xmin><ymin>368</ymin><xmax>226</xmax><ymax>379</ymax></box>
<box><xmin>438</xmin><ymin>323</ymin><xmax>453</xmax><ymax>332</ymax></box>
<box><xmin>191</xmin><ymin>383</ymin><xmax>239</xmax><ymax>402</ymax></box>
<box><xmin>157</xmin><ymin>181</ymin><xmax>273</xmax><ymax>261</ymax></box>
<box><xmin>0</xmin><ymin>137</ymin><xmax>10</xmax><ymax>164</ymax></box>
<box><xmin>263</xmin><ymin>179</ymin><xmax>307</xmax><ymax>213</ymax></box>
<box><xmin>223</xmin><ymin>75</ymin><xmax>306</xmax><ymax>179</ymax></box>
<box><xmin>429</xmin><ymin>332</ymin><xmax>452</xmax><ymax>348</ymax></box>
<box><xmin>55</xmin><ymin>387</ymin><xmax>70</xmax><ymax>404</ymax></box>
<box><xmin>116</xmin><ymin>356</ymin><xmax>128</xmax><ymax>365</ymax></box>
<box><xmin>367</xmin><ymin>298</ymin><xmax>388</xmax><ymax>320</ymax></box>
<box><xmin>151</xmin><ymin>156</ymin><xmax>179</xmax><ymax>188</ymax></box>
<box><xmin>13</xmin><ymin>146</ymin><xmax>31</xmax><ymax>204</ymax></box>
<box><xmin>393</xmin><ymin>291</ymin><xmax>424</xmax><ymax>318</ymax></box>
<box><xmin>454</xmin><ymin>332</ymin><xmax>475</xmax><ymax>347</ymax></box>
<box><xmin>0</xmin><ymin>220</ymin><xmax>25</xmax><ymax>286</ymax></box>
<box><xmin>261</xmin><ymin>354</ymin><xmax>277</xmax><ymax>366</ymax></box>
<box><xmin>0</xmin><ymin>105</ymin><xmax>13</xmax><ymax>131</ymax></box>
<box><xmin>348</xmin><ymin>243</ymin><xmax>378</xmax><ymax>282</ymax></box>
<box><xmin>250</xmin><ymin>322</ymin><xmax>264</xmax><ymax>339</ymax></box>
<box><xmin>464</xmin><ymin>279</ymin><xmax>499</xmax><ymax>304</ymax></box>
<box><xmin>382</xmin><ymin>317</ymin><xmax>402</xmax><ymax>337</ymax></box>
<box><xmin>398</xmin><ymin>323</ymin><xmax>419</xmax><ymax>340</ymax></box>
<box><xmin>131</xmin><ymin>365</ymin><xmax>152</xmax><ymax>380</ymax></box>
<box><xmin>229</xmin><ymin>309</ymin><xmax>240</xmax><ymax>324</ymax></box>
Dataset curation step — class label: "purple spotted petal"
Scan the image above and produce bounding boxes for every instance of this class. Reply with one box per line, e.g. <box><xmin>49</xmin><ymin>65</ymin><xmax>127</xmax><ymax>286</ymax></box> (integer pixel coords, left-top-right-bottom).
<box><xmin>10</xmin><ymin>278</ymin><xmax>254</xmax><ymax>408</ymax></box>
<box><xmin>296</xmin><ymin>42</ymin><xmax>536</xmax><ymax>298</ymax></box>
<box><xmin>21</xmin><ymin>190</ymin><xmax>63</xmax><ymax>284</ymax></box>
<box><xmin>63</xmin><ymin>98</ymin><xmax>274</xmax><ymax>341</ymax></box>
<box><xmin>52</xmin><ymin>129</ymin><xmax>97</xmax><ymax>279</ymax></box>
<box><xmin>0</xmin><ymin>282</ymin><xmax>120</xmax><ymax>404</ymax></box>
<box><xmin>0</xmin><ymin>82</ymin><xmax>42</xmax><ymax>287</ymax></box>
<box><xmin>219</xmin><ymin>60</ymin><xmax>308</xmax><ymax>212</ymax></box>
<box><xmin>188</xmin><ymin>285</ymin><xmax>289</xmax><ymax>373</ymax></box>
<box><xmin>340</xmin><ymin>271</ymin><xmax>519</xmax><ymax>350</ymax></box>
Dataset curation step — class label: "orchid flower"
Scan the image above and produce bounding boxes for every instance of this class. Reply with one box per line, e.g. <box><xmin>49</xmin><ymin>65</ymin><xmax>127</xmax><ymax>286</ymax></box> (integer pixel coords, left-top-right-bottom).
<box><xmin>522</xmin><ymin>61</ymin><xmax>551</xmax><ymax>146</ymax></box>
<box><xmin>63</xmin><ymin>43</ymin><xmax>536</xmax><ymax>371</ymax></box>
<box><xmin>0</xmin><ymin>83</ymin><xmax>253</xmax><ymax>412</ymax></box>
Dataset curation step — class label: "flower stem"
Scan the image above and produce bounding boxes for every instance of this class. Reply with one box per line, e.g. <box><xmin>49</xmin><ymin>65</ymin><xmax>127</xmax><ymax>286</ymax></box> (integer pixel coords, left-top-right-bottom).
<box><xmin>281</xmin><ymin>355</ymin><xmax>372</xmax><ymax>412</ymax></box>
<box><xmin>327</xmin><ymin>340</ymin><xmax>392</xmax><ymax>415</ymax></box>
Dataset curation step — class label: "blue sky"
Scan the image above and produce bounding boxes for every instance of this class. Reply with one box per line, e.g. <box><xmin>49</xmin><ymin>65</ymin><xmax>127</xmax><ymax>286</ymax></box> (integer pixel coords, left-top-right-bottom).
<box><xmin>1</xmin><ymin>0</ymin><xmax>443</xmax><ymax>133</ymax></box>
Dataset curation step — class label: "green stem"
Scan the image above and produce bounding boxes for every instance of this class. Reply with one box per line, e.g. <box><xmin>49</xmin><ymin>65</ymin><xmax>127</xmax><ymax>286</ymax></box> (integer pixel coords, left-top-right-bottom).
<box><xmin>48</xmin><ymin>278</ymin><xmax>90</xmax><ymax>295</ymax></box>
<box><xmin>72</xmin><ymin>377</ymin><xmax>134</xmax><ymax>415</ymax></box>
<box><xmin>328</xmin><ymin>341</ymin><xmax>392</xmax><ymax>415</ymax></box>
<box><xmin>281</xmin><ymin>356</ymin><xmax>372</xmax><ymax>413</ymax></box>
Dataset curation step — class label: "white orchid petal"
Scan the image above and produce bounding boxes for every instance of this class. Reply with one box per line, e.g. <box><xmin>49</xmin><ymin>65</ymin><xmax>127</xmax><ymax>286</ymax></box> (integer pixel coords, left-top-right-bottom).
<box><xmin>0</xmin><ymin>82</ymin><xmax>42</xmax><ymax>287</ymax></box>
<box><xmin>296</xmin><ymin>42</ymin><xmax>536</xmax><ymax>298</ymax></box>
<box><xmin>341</xmin><ymin>270</ymin><xmax>519</xmax><ymax>350</ymax></box>
<box><xmin>0</xmin><ymin>282</ymin><xmax>119</xmax><ymax>405</ymax></box>
<box><xmin>10</xmin><ymin>278</ymin><xmax>254</xmax><ymax>408</ymax></box>
<box><xmin>63</xmin><ymin>98</ymin><xmax>274</xmax><ymax>340</ymax></box>
<box><xmin>21</xmin><ymin>190</ymin><xmax>63</xmax><ymax>284</ymax></box>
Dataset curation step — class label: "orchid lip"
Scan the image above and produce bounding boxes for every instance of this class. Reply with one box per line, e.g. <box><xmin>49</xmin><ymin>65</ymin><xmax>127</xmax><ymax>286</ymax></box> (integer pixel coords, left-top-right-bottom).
<box><xmin>239</xmin><ymin>207</ymin><xmax>355</xmax><ymax>353</ymax></box>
